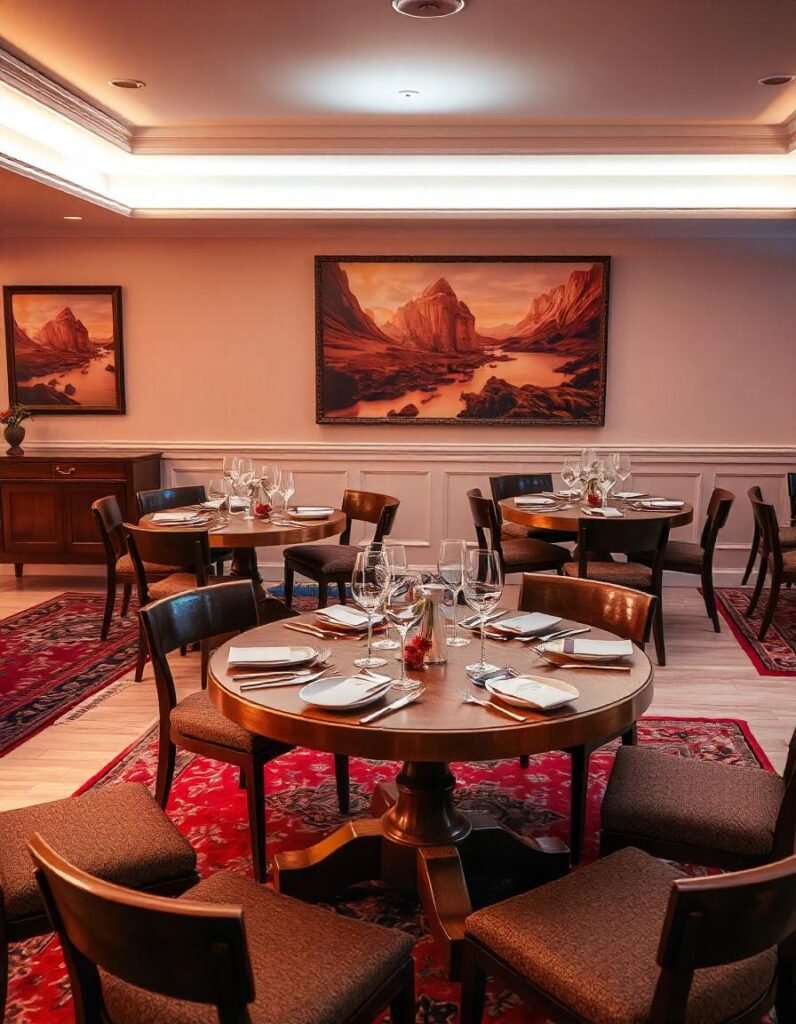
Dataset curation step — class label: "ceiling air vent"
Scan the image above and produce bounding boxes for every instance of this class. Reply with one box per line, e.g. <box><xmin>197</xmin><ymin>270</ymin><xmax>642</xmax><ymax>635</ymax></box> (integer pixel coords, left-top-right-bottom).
<box><xmin>392</xmin><ymin>0</ymin><xmax>466</xmax><ymax>18</ymax></box>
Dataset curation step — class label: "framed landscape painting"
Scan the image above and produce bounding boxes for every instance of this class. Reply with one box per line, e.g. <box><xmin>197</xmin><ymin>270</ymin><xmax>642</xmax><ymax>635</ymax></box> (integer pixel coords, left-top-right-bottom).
<box><xmin>3</xmin><ymin>286</ymin><xmax>125</xmax><ymax>414</ymax></box>
<box><xmin>316</xmin><ymin>256</ymin><xmax>610</xmax><ymax>425</ymax></box>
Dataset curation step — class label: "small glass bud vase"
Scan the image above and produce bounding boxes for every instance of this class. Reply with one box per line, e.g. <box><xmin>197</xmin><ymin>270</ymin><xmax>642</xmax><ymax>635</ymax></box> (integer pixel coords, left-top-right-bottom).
<box><xmin>418</xmin><ymin>584</ymin><xmax>448</xmax><ymax>666</ymax></box>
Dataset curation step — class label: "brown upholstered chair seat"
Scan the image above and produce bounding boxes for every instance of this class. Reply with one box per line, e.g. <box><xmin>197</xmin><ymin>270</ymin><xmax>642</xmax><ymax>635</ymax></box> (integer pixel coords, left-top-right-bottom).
<box><xmin>501</xmin><ymin>522</ymin><xmax>532</xmax><ymax>540</ymax></box>
<box><xmin>780</xmin><ymin>525</ymin><xmax>796</xmax><ymax>548</ymax></box>
<box><xmin>170</xmin><ymin>692</ymin><xmax>289</xmax><ymax>756</ymax></box>
<box><xmin>283</xmin><ymin>543</ymin><xmax>359</xmax><ymax>576</ymax></box>
<box><xmin>148</xmin><ymin>572</ymin><xmax>203</xmax><ymax>601</ymax></box>
<box><xmin>102</xmin><ymin>870</ymin><xmax>415</xmax><ymax>1024</ymax></box>
<box><xmin>0</xmin><ymin>784</ymin><xmax>195</xmax><ymax>922</ymax></box>
<box><xmin>660</xmin><ymin>539</ymin><xmax>704</xmax><ymax>570</ymax></box>
<box><xmin>465</xmin><ymin>847</ymin><xmax>777</xmax><ymax>1024</ymax></box>
<box><xmin>783</xmin><ymin>549</ymin><xmax>796</xmax><ymax>572</ymax></box>
<box><xmin>115</xmin><ymin>553</ymin><xmax>182</xmax><ymax>579</ymax></box>
<box><xmin>501</xmin><ymin>538</ymin><xmax>570</xmax><ymax>569</ymax></box>
<box><xmin>602</xmin><ymin>746</ymin><xmax>785</xmax><ymax>857</ymax></box>
<box><xmin>563</xmin><ymin>560</ymin><xmax>652</xmax><ymax>589</ymax></box>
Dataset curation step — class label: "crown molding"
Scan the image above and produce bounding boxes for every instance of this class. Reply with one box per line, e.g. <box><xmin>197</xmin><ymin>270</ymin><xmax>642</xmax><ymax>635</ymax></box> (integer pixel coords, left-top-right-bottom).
<box><xmin>0</xmin><ymin>48</ymin><xmax>132</xmax><ymax>151</ymax></box>
<box><xmin>784</xmin><ymin>110</ymin><xmax>796</xmax><ymax>152</ymax></box>
<box><xmin>0</xmin><ymin>154</ymin><xmax>132</xmax><ymax>216</ymax></box>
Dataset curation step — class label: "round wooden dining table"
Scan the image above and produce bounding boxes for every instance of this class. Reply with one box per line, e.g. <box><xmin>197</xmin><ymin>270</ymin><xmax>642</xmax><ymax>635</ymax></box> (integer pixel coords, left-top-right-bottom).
<box><xmin>208</xmin><ymin>611</ymin><xmax>654</xmax><ymax>976</ymax></box>
<box><xmin>139</xmin><ymin>508</ymin><xmax>346</xmax><ymax>621</ymax></box>
<box><xmin>500</xmin><ymin>496</ymin><xmax>694</xmax><ymax>533</ymax></box>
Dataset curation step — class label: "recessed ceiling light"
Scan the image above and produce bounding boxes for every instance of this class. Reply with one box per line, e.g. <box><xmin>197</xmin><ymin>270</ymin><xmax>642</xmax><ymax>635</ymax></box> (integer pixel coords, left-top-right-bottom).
<box><xmin>392</xmin><ymin>0</ymin><xmax>465</xmax><ymax>18</ymax></box>
<box><xmin>63</xmin><ymin>215</ymin><xmax>83</xmax><ymax>221</ymax></box>
<box><xmin>109</xmin><ymin>78</ymin><xmax>146</xmax><ymax>89</ymax></box>
<box><xmin>398</xmin><ymin>89</ymin><xmax>420</xmax><ymax>98</ymax></box>
<box><xmin>758</xmin><ymin>74</ymin><xmax>795</xmax><ymax>86</ymax></box>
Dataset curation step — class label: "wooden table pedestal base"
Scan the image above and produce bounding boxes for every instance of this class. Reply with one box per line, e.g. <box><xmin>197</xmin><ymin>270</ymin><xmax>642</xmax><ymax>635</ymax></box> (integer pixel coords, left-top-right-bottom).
<box><xmin>228</xmin><ymin>547</ymin><xmax>290</xmax><ymax>625</ymax></box>
<box><xmin>273</xmin><ymin>760</ymin><xmax>570</xmax><ymax>978</ymax></box>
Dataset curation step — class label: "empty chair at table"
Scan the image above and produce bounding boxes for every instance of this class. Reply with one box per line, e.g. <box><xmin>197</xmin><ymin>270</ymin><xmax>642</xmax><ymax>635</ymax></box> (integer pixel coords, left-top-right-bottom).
<box><xmin>745</xmin><ymin>495</ymin><xmax>796</xmax><ymax>641</ymax></box>
<box><xmin>28</xmin><ymin>833</ymin><xmax>416</xmax><ymax>1024</ymax></box>
<box><xmin>0</xmin><ymin>784</ymin><xmax>197</xmax><ymax>1021</ymax></box>
<box><xmin>283</xmin><ymin>489</ymin><xmax>399</xmax><ymax>609</ymax></box>
<box><xmin>137</xmin><ymin>484</ymin><xmax>231</xmax><ymax>576</ymax></box>
<box><xmin>489</xmin><ymin>473</ymin><xmax>576</xmax><ymax>543</ymax></box>
<box><xmin>518</xmin><ymin>573</ymin><xmax>656</xmax><ymax>864</ymax></box>
<box><xmin>460</xmin><ymin>847</ymin><xmax>796</xmax><ymax>1024</ymax></box>
<box><xmin>467</xmin><ymin>488</ymin><xmax>570</xmax><ymax>579</ymax></box>
<box><xmin>563</xmin><ymin>516</ymin><xmax>669</xmax><ymax>664</ymax></box>
<box><xmin>741</xmin><ymin>484</ymin><xmax>796</xmax><ymax>585</ymax></box>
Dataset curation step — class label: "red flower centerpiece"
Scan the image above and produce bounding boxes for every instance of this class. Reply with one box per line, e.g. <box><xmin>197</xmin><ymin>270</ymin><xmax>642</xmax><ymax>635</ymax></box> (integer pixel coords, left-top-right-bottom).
<box><xmin>403</xmin><ymin>634</ymin><xmax>431</xmax><ymax>671</ymax></box>
<box><xmin>254</xmin><ymin>502</ymin><xmax>272</xmax><ymax>521</ymax></box>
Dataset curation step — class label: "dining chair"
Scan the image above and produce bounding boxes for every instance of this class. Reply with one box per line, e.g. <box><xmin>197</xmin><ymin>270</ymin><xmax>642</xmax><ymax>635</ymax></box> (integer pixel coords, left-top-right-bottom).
<box><xmin>489</xmin><ymin>473</ymin><xmax>577</xmax><ymax>543</ymax></box>
<box><xmin>518</xmin><ymin>573</ymin><xmax>656</xmax><ymax>864</ymax></box>
<box><xmin>601</xmin><ymin>720</ymin><xmax>796</xmax><ymax>870</ymax></box>
<box><xmin>125</xmin><ymin>523</ymin><xmax>220</xmax><ymax>682</ymax></box>
<box><xmin>639</xmin><ymin>486</ymin><xmax>734</xmax><ymax>632</ymax></box>
<box><xmin>91</xmin><ymin>494</ymin><xmax>180</xmax><ymax>641</ymax></box>
<box><xmin>460</xmin><ymin>846</ymin><xmax>796</xmax><ymax>1024</ymax></box>
<box><xmin>467</xmin><ymin>488</ymin><xmax>570</xmax><ymax>578</ymax></box>
<box><xmin>0</xmin><ymin>784</ymin><xmax>197</xmax><ymax>1022</ymax></box>
<box><xmin>136</xmin><ymin>484</ymin><xmax>232</xmax><ymax>576</ymax></box>
<box><xmin>562</xmin><ymin>516</ymin><xmax>669</xmax><ymax>664</ymax></box>
<box><xmin>745</xmin><ymin>496</ymin><xmax>796</xmax><ymax>640</ymax></box>
<box><xmin>741</xmin><ymin>484</ymin><xmax>796</xmax><ymax>585</ymax></box>
<box><xmin>139</xmin><ymin>580</ymin><xmax>350</xmax><ymax>883</ymax></box>
<box><xmin>28</xmin><ymin>833</ymin><xmax>416</xmax><ymax>1024</ymax></box>
<box><xmin>283</xmin><ymin>489</ymin><xmax>400</xmax><ymax>609</ymax></box>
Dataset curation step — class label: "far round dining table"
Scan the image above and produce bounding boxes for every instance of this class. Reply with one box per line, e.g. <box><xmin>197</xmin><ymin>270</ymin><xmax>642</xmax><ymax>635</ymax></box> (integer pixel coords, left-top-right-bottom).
<box><xmin>499</xmin><ymin>496</ymin><xmax>694</xmax><ymax>533</ymax></box>
<box><xmin>208</xmin><ymin>611</ymin><xmax>654</xmax><ymax>976</ymax></box>
<box><xmin>139</xmin><ymin>508</ymin><xmax>346</xmax><ymax>621</ymax></box>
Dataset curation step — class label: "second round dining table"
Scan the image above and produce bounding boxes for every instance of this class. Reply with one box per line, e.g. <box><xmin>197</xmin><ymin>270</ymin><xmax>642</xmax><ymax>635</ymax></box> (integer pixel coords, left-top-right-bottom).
<box><xmin>209</xmin><ymin>610</ymin><xmax>654</xmax><ymax>976</ymax></box>
<box><xmin>500</xmin><ymin>496</ymin><xmax>694</xmax><ymax>533</ymax></box>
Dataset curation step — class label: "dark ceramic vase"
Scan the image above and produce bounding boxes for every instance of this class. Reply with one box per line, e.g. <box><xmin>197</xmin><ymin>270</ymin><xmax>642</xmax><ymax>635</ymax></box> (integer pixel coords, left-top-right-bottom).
<box><xmin>4</xmin><ymin>424</ymin><xmax>25</xmax><ymax>455</ymax></box>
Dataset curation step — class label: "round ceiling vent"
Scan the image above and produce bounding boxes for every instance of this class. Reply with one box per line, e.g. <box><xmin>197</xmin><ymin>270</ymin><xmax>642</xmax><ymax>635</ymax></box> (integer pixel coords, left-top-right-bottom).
<box><xmin>392</xmin><ymin>0</ymin><xmax>466</xmax><ymax>18</ymax></box>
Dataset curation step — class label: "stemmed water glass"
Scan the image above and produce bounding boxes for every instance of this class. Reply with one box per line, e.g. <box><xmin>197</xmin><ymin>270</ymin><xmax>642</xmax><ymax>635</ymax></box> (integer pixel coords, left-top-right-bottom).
<box><xmin>351</xmin><ymin>547</ymin><xmax>390</xmax><ymax>669</ymax></box>
<box><xmin>463</xmin><ymin>549</ymin><xmax>504</xmax><ymax>675</ymax></box>
<box><xmin>222</xmin><ymin>456</ymin><xmax>239</xmax><ymax>486</ymax></box>
<box><xmin>278</xmin><ymin>471</ymin><xmax>295</xmax><ymax>521</ymax></box>
<box><xmin>438</xmin><ymin>538</ymin><xmax>470</xmax><ymax>648</ymax></box>
<box><xmin>372</xmin><ymin>544</ymin><xmax>406</xmax><ymax>650</ymax></box>
<box><xmin>383</xmin><ymin>571</ymin><xmax>427</xmax><ymax>691</ymax></box>
<box><xmin>207</xmin><ymin>477</ymin><xmax>228</xmax><ymax>525</ymax></box>
<box><xmin>260</xmin><ymin>465</ymin><xmax>281</xmax><ymax>517</ymax></box>
<box><xmin>596</xmin><ymin>458</ymin><xmax>617</xmax><ymax>508</ymax></box>
<box><xmin>612</xmin><ymin>453</ymin><xmax>632</xmax><ymax>491</ymax></box>
<box><xmin>560</xmin><ymin>457</ymin><xmax>580</xmax><ymax>495</ymax></box>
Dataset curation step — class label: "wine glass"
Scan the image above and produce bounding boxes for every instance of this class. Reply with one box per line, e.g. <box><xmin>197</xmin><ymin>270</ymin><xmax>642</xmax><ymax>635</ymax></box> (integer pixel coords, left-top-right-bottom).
<box><xmin>383</xmin><ymin>571</ymin><xmax>426</xmax><ymax>691</ymax></box>
<box><xmin>596</xmin><ymin>459</ymin><xmax>616</xmax><ymax>508</ymax></box>
<box><xmin>207</xmin><ymin>477</ymin><xmax>227</xmax><ymax>525</ymax></box>
<box><xmin>222</xmin><ymin>456</ymin><xmax>238</xmax><ymax>484</ymax></box>
<box><xmin>351</xmin><ymin>547</ymin><xmax>390</xmax><ymax>669</ymax></box>
<box><xmin>261</xmin><ymin>464</ymin><xmax>281</xmax><ymax>515</ymax></box>
<box><xmin>225</xmin><ymin>477</ymin><xmax>246</xmax><ymax>516</ymax></box>
<box><xmin>276</xmin><ymin>470</ymin><xmax>295</xmax><ymax>523</ymax></box>
<box><xmin>372</xmin><ymin>544</ymin><xmax>407</xmax><ymax>650</ymax></box>
<box><xmin>438</xmin><ymin>538</ymin><xmax>470</xmax><ymax>648</ymax></box>
<box><xmin>612</xmin><ymin>453</ymin><xmax>632</xmax><ymax>491</ymax></box>
<box><xmin>237</xmin><ymin>458</ymin><xmax>255</xmax><ymax>487</ymax></box>
<box><xmin>560</xmin><ymin>457</ymin><xmax>580</xmax><ymax>495</ymax></box>
<box><xmin>463</xmin><ymin>549</ymin><xmax>504</xmax><ymax>675</ymax></box>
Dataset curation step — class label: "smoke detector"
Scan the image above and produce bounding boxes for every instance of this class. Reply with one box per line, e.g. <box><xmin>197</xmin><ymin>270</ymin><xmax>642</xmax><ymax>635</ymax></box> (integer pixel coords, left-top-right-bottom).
<box><xmin>392</xmin><ymin>0</ymin><xmax>466</xmax><ymax>18</ymax></box>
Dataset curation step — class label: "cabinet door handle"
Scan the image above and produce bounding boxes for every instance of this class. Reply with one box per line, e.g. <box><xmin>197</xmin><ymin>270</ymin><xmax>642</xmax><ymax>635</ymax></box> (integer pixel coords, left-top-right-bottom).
<box><xmin>55</xmin><ymin>466</ymin><xmax>76</xmax><ymax>476</ymax></box>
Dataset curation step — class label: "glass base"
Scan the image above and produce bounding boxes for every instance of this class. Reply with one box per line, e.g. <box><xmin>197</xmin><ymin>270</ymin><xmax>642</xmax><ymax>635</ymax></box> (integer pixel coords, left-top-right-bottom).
<box><xmin>354</xmin><ymin>654</ymin><xmax>388</xmax><ymax>669</ymax></box>
<box><xmin>391</xmin><ymin>678</ymin><xmax>422</xmax><ymax>692</ymax></box>
<box><xmin>372</xmin><ymin>638</ymin><xmax>400</xmax><ymax>650</ymax></box>
<box><xmin>446</xmin><ymin>635</ymin><xmax>471</xmax><ymax>647</ymax></box>
<box><xmin>465</xmin><ymin>660</ymin><xmax>501</xmax><ymax>675</ymax></box>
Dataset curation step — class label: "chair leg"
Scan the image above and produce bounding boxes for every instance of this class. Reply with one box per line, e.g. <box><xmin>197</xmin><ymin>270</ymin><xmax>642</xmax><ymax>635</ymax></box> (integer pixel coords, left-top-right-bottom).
<box><xmin>134</xmin><ymin>618</ymin><xmax>147</xmax><ymax>681</ymax></box>
<box><xmin>338</xmin><ymin>580</ymin><xmax>347</xmax><ymax>605</ymax></box>
<box><xmin>746</xmin><ymin>559</ymin><xmax>768</xmax><ymax>616</ymax></box>
<box><xmin>213</xmin><ymin>555</ymin><xmax>225</xmax><ymax>576</ymax></box>
<box><xmin>519</xmin><ymin>754</ymin><xmax>530</xmax><ymax>769</ymax></box>
<box><xmin>741</xmin><ymin>532</ymin><xmax>759</xmax><ymax>586</ymax></box>
<box><xmin>120</xmin><ymin>582</ymin><xmax>132</xmax><ymax>618</ymax></box>
<box><xmin>101</xmin><ymin>573</ymin><xmax>117</xmax><ymax>640</ymax></box>
<box><xmin>284</xmin><ymin>563</ymin><xmax>294</xmax><ymax>608</ymax></box>
<box><xmin>155</xmin><ymin>729</ymin><xmax>177</xmax><ymax>808</ymax></box>
<box><xmin>245</xmin><ymin>759</ymin><xmax>268</xmax><ymax>883</ymax></box>
<box><xmin>334</xmin><ymin>754</ymin><xmax>350</xmax><ymax>814</ymax></box>
<box><xmin>569</xmin><ymin>745</ymin><xmax>590</xmax><ymax>866</ymax></box>
<box><xmin>776</xmin><ymin>934</ymin><xmax>796</xmax><ymax>1024</ymax></box>
<box><xmin>652</xmin><ymin>600</ymin><xmax>666</xmax><ymax>667</ymax></box>
<box><xmin>622</xmin><ymin>723</ymin><xmax>638</xmax><ymax>745</ymax></box>
<box><xmin>388</xmin><ymin>963</ymin><xmax>416</xmax><ymax>1024</ymax></box>
<box><xmin>701</xmin><ymin>566</ymin><xmax>720</xmax><ymax>633</ymax></box>
<box><xmin>200</xmin><ymin>639</ymin><xmax>209</xmax><ymax>689</ymax></box>
<box><xmin>317</xmin><ymin>579</ymin><xmax>329</xmax><ymax>609</ymax></box>
<box><xmin>758</xmin><ymin>574</ymin><xmax>782</xmax><ymax>641</ymax></box>
<box><xmin>459</xmin><ymin>943</ymin><xmax>487</xmax><ymax>1024</ymax></box>
<box><xmin>1</xmin><ymin>931</ymin><xmax>8</xmax><ymax>1024</ymax></box>
<box><xmin>238</xmin><ymin>767</ymin><xmax>246</xmax><ymax>789</ymax></box>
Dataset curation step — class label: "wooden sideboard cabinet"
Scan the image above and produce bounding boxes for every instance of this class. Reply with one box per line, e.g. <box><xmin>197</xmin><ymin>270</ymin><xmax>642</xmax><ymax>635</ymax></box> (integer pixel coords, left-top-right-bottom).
<box><xmin>0</xmin><ymin>450</ymin><xmax>162</xmax><ymax>575</ymax></box>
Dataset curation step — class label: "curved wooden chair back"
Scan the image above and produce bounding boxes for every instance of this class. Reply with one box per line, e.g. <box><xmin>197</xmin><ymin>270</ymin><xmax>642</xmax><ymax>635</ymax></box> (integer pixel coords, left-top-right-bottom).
<box><xmin>91</xmin><ymin>494</ymin><xmax>126</xmax><ymax>562</ymax></box>
<box><xmin>650</xmin><ymin>855</ymin><xmax>796</xmax><ymax>1023</ymax></box>
<box><xmin>700</xmin><ymin>488</ymin><xmax>735</xmax><ymax>554</ymax></box>
<box><xmin>467</xmin><ymin>488</ymin><xmax>501</xmax><ymax>556</ymax></box>
<box><xmin>140</xmin><ymin>581</ymin><xmax>258</xmax><ymax>717</ymax></box>
<box><xmin>750</xmin><ymin>497</ymin><xmax>784</xmax><ymax>570</ymax></box>
<box><xmin>489</xmin><ymin>474</ymin><xmax>553</xmax><ymax>504</ymax></box>
<box><xmin>137</xmin><ymin>485</ymin><xmax>207</xmax><ymax>518</ymax></box>
<box><xmin>788</xmin><ymin>472</ymin><xmax>796</xmax><ymax>526</ymax></box>
<box><xmin>123</xmin><ymin>524</ymin><xmax>211</xmax><ymax>605</ymax></box>
<box><xmin>339</xmin><ymin>490</ymin><xmax>400</xmax><ymax>545</ymax></box>
<box><xmin>576</xmin><ymin>517</ymin><xmax>669</xmax><ymax>584</ymax></box>
<box><xmin>27</xmin><ymin>833</ymin><xmax>255</xmax><ymax>1023</ymax></box>
<box><xmin>519</xmin><ymin>574</ymin><xmax>655</xmax><ymax>645</ymax></box>
<box><xmin>775</xmin><ymin>724</ymin><xmax>796</xmax><ymax>860</ymax></box>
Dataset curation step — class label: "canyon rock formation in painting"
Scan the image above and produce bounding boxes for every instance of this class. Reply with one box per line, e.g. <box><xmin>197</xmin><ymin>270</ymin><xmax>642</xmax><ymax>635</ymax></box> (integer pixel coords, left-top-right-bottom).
<box><xmin>318</xmin><ymin>259</ymin><xmax>608</xmax><ymax>424</ymax></box>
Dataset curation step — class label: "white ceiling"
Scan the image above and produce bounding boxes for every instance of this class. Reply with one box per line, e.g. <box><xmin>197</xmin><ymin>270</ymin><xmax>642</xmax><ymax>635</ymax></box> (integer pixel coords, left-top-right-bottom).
<box><xmin>1</xmin><ymin>0</ymin><xmax>795</xmax><ymax>129</ymax></box>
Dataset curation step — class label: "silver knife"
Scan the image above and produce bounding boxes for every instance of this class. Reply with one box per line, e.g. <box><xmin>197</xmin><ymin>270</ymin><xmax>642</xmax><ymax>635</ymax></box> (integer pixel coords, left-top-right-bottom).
<box><xmin>359</xmin><ymin>688</ymin><xmax>424</xmax><ymax>724</ymax></box>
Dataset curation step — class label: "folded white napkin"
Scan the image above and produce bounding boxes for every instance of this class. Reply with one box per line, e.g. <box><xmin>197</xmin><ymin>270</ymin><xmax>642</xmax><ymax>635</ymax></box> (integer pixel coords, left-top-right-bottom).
<box><xmin>490</xmin><ymin>676</ymin><xmax>578</xmax><ymax>710</ymax></box>
<box><xmin>293</xmin><ymin>506</ymin><xmax>334</xmax><ymax>514</ymax></box>
<box><xmin>306</xmin><ymin>673</ymin><xmax>390</xmax><ymax>708</ymax></box>
<box><xmin>515</xmin><ymin>496</ymin><xmax>555</xmax><ymax>507</ymax></box>
<box><xmin>549</xmin><ymin>637</ymin><xmax>634</xmax><ymax>657</ymax></box>
<box><xmin>201</xmin><ymin>498</ymin><xmax>225</xmax><ymax>510</ymax></box>
<box><xmin>492</xmin><ymin>612</ymin><xmax>561</xmax><ymax>635</ymax></box>
<box><xmin>151</xmin><ymin>511</ymin><xmax>207</xmax><ymax>523</ymax></box>
<box><xmin>228</xmin><ymin>646</ymin><xmax>297</xmax><ymax>666</ymax></box>
<box><xmin>641</xmin><ymin>499</ymin><xmax>684</xmax><ymax>509</ymax></box>
<box><xmin>554</xmin><ymin>489</ymin><xmax>580</xmax><ymax>498</ymax></box>
<box><xmin>316</xmin><ymin>605</ymin><xmax>372</xmax><ymax>627</ymax></box>
<box><xmin>586</xmin><ymin>506</ymin><xmax>623</xmax><ymax>517</ymax></box>
<box><xmin>615</xmin><ymin>491</ymin><xmax>647</xmax><ymax>499</ymax></box>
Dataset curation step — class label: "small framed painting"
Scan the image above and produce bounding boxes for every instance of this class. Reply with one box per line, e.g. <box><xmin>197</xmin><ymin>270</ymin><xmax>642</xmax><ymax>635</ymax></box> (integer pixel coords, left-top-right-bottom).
<box><xmin>3</xmin><ymin>286</ymin><xmax>126</xmax><ymax>414</ymax></box>
<box><xmin>315</xmin><ymin>255</ymin><xmax>610</xmax><ymax>426</ymax></box>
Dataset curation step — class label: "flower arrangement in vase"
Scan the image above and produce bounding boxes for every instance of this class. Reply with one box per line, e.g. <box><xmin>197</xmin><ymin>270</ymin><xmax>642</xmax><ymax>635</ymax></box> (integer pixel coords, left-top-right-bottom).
<box><xmin>1</xmin><ymin>404</ymin><xmax>32</xmax><ymax>455</ymax></box>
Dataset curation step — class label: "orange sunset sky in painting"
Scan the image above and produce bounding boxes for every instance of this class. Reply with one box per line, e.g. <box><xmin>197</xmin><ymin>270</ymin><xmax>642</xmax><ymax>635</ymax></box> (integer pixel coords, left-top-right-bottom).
<box><xmin>13</xmin><ymin>294</ymin><xmax>115</xmax><ymax>340</ymax></box>
<box><xmin>342</xmin><ymin>261</ymin><xmax>588</xmax><ymax>330</ymax></box>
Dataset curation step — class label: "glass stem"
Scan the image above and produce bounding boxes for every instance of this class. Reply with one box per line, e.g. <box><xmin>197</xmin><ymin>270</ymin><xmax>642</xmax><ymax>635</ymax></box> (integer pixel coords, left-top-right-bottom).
<box><xmin>480</xmin><ymin>614</ymin><xmax>486</xmax><ymax>666</ymax></box>
<box><xmin>452</xmin><ymin>588</ymin><xmax>460</xmax><ymax>640</ymax></box>
<box><xmin>367</xmin><ymin>615</ymin><xmax>373</xmax><ymax>659</ymax></box>
<box><xmin>398</xmin><ymin>630</ymin><xmax>407</xmax><ymax>683</ymax></box>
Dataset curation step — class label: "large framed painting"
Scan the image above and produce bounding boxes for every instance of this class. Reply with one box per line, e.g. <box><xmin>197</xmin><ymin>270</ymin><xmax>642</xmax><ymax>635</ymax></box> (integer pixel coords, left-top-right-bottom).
<box><xmin>316</xmin><ymin>256</ymin><xmax>610</xmax><ymax>425</ymax></box>
<box><xmin>3</xmin><ymin>286</ymin><xmax>125</xmax><ymax>414</ymax></box>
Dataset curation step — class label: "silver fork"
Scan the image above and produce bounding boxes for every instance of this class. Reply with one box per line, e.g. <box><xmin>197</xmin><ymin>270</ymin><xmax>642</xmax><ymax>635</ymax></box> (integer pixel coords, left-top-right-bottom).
<box><xmin>460</xmin><ymin>689</ymin><xmax>527</xmax><ymax>722</ymax></box>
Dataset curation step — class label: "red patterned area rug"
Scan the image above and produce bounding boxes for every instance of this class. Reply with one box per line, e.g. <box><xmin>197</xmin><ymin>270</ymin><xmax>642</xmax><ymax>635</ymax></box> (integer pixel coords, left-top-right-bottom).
<box><xmin>6</xmin><ymin>716</ymin><xmax>770</xmax><ymax>1024</ymax></box>
<box><xmin>715</xmin><ymin>587</ymin><xmax>796</xmax><ymax>676</ymax></box>
<box><xmin>0</xmin><ymin>593</ymin><xmax>139</xmax><ymax>757</ymax></box>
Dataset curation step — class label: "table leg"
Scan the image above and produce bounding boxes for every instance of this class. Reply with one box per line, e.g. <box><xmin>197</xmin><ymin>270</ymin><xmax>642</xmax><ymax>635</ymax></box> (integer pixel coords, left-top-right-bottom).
<box><xmin>228</xmin><ymin>547</ymin><xmax>291</xmax><ymax>625</ymax></box>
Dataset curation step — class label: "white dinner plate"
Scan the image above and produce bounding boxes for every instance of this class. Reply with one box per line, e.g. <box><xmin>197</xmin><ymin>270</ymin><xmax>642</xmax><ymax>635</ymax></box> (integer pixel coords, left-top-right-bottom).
<box><xmin>638</xmin><ymin>499</ymin><xmax>685</xmax><ymax>510</ymax></box>
<box><xmin>288</xmin><ymin>506</ymin><xmax>335</xmax><ymax>520</ymax></box>
<box><xmin>228</xmin><ymin>645</ymin><xmax>318</xmax><ymax>669</ymax></box>
<box><xmin>486</xmin><ymin>675</ymin><xmax>579</xmax><ymax>710</ymax></box>
<box><xmin>537</xmin><ymin>637</ymin><xmax>634</xmax><ymax>662</ymax></box>
<box><xmin>299</xmin><ymin>675</ymin><xmax>392</xmax><ymax>710</ymax></box>
<box><xmin>490</xmin><ymin>612</ymin><xmax>561</xmax><ymax>637</ymax></box>
<box><xmin>514</xmin><ymin>496</ymin><xmax>557</xmax><ymax>507</ymax></box>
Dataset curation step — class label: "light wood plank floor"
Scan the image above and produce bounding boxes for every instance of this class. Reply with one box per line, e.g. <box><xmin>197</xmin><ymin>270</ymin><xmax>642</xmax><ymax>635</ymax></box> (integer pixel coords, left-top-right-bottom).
<box><xmin>1</xmin><ymin>574</ymin><xmax>794</xmax><ymax>812</ymax></box>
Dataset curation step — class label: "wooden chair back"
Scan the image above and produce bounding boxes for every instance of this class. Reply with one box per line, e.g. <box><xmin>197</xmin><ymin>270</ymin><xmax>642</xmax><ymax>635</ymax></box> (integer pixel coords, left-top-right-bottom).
<box><xmin>467</xmin><ymin>488</ymin><xmax>501</xmax><ymax>558</ymax></box>
<box><xmin>773</xmin><ymin>722</ymin><xmax>796</xmax><ymax>860</ymax></box>
<box><xmin>489</xmin><ymin>474</ymin><xmax>553</xmax><ymax>504</ymax></box>
<box><xmin>124</xmin><ymin>524</ymin><xmax>211</xmax><ymax>606</ymax></box>
<box><xmin>699</xmin><ymin>488</ymin><xmax>735</xmax><ymax>555</ymax></box>
<box><xmin>519</xmin><ymin>573</ymin><xmax>655</xmax><ymax>645</ymax></box>
<box><xmin>139</xmin><ymin>581</ymin><xmax>258</xmax><ymax>718</ymax></box>
<box><xmin>650</xmin><ymin>855</ymin><xmax>796</xmax><ymax>1023</ymax></box>
<box><xmin>91</xmin><ymin>494</ymin><xmax>126</xmax><ymax>564</ymax></box>
<box><xmin>339</xmin><ymin>490</ymin><xmax>400</xmax><ymax>545</ymax></box>
<box><xmin>750</xmin><ymin>497</ymin><xmax>784</xmax><ymax>571</ymax></box>
<box><xmin>788</xmin><ymin>472</ymin><xmax>796</xmax><ymax>526</ymax></box>
<box><xmin>137</xmin><ymin>485</ymin><xmax>207</xmax><ymax>518</ymax></box>
<box><xmin>27</xmin><ymin>833</ymin><xmax>255</xmax><ymax>1024</ymax></box>
<box><xmin>576</xmin><ymin>517</ymin><xmax>669</xmax><ymax>586</ymax></box>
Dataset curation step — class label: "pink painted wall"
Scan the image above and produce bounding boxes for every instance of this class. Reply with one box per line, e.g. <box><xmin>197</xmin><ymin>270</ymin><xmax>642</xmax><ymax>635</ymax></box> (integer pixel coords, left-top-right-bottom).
<box><xmin>1</xmin><ymin>224</ymin><xmax>794</xmax><ymax>446</ymax></box>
